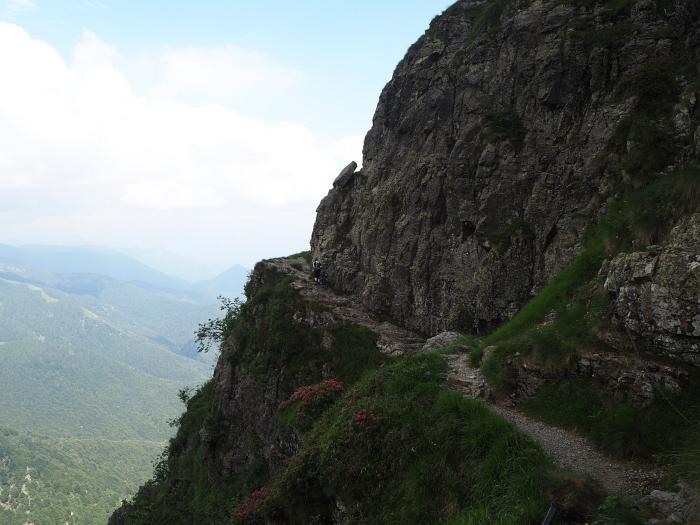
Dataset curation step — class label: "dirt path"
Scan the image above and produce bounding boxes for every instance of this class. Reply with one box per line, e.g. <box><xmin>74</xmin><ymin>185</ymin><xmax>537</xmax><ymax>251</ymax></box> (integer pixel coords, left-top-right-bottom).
<box><xmin>445</xmin><ymin>353</ymin><xmax>664</xmax><ymax>495</ymax></box>
<box><xmin>267</xmin><ymin>257</ymin><xmax>663</xmax><ymax>496</ymax></box>
<box><xmin>265</xmin><ymin>258</ymin><xmax>425</xmax><ymax>355</ymax></box>
<box><xmin>492</xmin><ymin>403</ymin><xmax>662</xmax><ymax>495</ymax></box>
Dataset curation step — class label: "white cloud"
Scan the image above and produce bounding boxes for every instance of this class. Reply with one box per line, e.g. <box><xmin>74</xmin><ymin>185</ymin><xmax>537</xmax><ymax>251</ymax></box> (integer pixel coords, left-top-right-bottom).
<box><xmin>0</xmin><ymin>0</ymin><xmax>35</xmax><ymax>19</ymax></box>
<box><xmin>0</xmin><ymin>23</ymin><xmax>362</xmax><ymax>272</ymax></box>
<box><xmin>151</xmin><ymin>45</ymin><xmax>302</xmax><ymax>102</ymax></box>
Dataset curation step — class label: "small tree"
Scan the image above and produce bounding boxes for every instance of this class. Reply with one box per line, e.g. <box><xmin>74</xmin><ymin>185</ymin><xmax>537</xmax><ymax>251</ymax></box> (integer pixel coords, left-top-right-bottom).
<box><xmin>195</xmin><ymin>296</ymin><xmax>243</xmax><ymax>353</ymax></box>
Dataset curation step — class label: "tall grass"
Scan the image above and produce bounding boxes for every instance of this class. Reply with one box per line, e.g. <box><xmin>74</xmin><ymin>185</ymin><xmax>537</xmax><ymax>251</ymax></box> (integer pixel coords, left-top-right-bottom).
<box><xmin>522</xmin><ymin>373</ymin><xmax>700</xmax><ymax>459</ymax></box>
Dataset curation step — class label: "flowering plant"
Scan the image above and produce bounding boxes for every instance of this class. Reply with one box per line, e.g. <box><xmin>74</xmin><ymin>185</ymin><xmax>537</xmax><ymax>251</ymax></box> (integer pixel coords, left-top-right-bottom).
<box><xmin>280</xmin><ymin>379</ymin><xmax>343</xmax><ymax>409</ymax></box>
<box><xmin>236</xmin><ymin>487</ymin><xmax>273</xmax><ymax>522</ymax></box>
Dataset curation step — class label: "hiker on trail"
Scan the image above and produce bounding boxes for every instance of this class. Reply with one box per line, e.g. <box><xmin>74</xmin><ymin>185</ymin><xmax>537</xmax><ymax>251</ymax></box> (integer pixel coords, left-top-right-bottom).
<box><xmin>313</xmin><ymin>259</ymin><xmax>322</xmax><ymax>284</ymax></box>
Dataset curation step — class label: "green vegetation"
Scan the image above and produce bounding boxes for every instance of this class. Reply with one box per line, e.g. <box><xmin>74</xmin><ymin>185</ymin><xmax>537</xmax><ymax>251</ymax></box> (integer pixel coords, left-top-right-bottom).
<box><xmin>113</xmin><ymin>266</ymin><xmax>389</xmax><ymax>524</ymax></box>
<box><xmin>428</xmin><ymin>0</ymin><xmax>514</xmax><ymax>43</ymax></box>
<box><xmin>474</xmin><ymin>167</ymin><xmax>700</xmax><ymax>457</ymax></box>
<box><xmin>482</xmin><ymin>296</ymin><xmax>608</xmax><ymax>392</ymax></box>
<box><xmin>0</xmin><ymin>277</ymin><xmax>210</xmax><ymax>440</ymax></box>
<box><xmin>469</xmin><ymin>0</ymin><xmax>513</xmax><ymax>35</ymax></box>
<box><xmin>605</xmin><ymin>167</ymin><xmax>700</xmax><ymax>245</ymax></box>
<box><xmin>590</xmin><ymin>496</ymin><xmax>645</xmax><ymax>525</ymax></box>
<box><xmin>481</xmin><ymin>246</ymin><xmax>605</xmax><ymax>349</ymax></box>
<box><xmin>246</xmin><ymin>354</ymin><xmax>601</xmax><ymax>524</ymax></box>
<box><xmin>478</xmin><ymin>167</ymin><xmax>700</xmax><ymax>360</ymax></box>
<box><xmin>0</xmin><ymin>267</ymin><xmax>215</xmax><ymax>524</ymax></box>
<box><xmin>670</xmin><ymin>433</ymin><xmax>700</xmax><ymax>489</ymax></box>
<box><xmin>112</xmin><ymin>263</ymin><xmax>660</xmax><ymax>524</ymax></box>
<box><xmin>226</xmin><ymin>266</ymin><xmax>386</xmax><ymax>389</ymax></box>
<box><xmin>522</xmin><ymin>376</ymin><xmax>700</xmax><ymax>458</ymax></box>
<box><xmin>0</xmin><ymin>427</ymin><xmax>162</xmax><ymax>525</ymax></box>
<box><xmin>611</xmin><ymin>58</ymin><xmax>689</xmax><ymax>181</ymax></box>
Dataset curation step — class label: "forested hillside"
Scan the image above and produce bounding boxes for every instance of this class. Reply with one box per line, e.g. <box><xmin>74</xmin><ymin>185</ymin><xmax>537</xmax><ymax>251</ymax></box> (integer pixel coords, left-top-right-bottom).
<box><xmin>0</xmin><ymin>257</ymin><xmax>229</xmax><ymax>524</ymax></box>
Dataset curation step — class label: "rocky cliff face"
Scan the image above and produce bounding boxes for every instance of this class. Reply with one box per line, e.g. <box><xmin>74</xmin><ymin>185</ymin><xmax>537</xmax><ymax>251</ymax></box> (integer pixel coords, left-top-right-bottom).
<box><xmin>312</xmin><ymin>0</ymin><xmax>700</xmax><ymax>338</ymax></box>
<box><xmin>605</xmin><ymin>213</ymin><xmax>700</xmax><ymax>365</ymax></box>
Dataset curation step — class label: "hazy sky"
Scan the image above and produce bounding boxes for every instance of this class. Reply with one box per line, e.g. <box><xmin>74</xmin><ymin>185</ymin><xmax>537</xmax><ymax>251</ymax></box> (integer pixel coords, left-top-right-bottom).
<box><xmin>0</xmin><ymin>0</ymin><xmax>452</xmax><ymax>279</ymax></box>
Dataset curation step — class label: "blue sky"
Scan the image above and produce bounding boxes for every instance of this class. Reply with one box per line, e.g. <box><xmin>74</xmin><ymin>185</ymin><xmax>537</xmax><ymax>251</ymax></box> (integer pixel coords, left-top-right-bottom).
<box><xmin>0</xmin><ymin>0</ymin><xmax>453</xmax><ymax>278</ymax></box>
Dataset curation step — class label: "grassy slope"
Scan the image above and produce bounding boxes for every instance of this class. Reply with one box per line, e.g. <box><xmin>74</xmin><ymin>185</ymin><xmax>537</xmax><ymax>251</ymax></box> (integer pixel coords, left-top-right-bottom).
<box><xmin>467</xmin><ymin>168</ymin><xmax>700</xmax><ymax>462</ymax></box>
<box><xmin>263</xmin><ymin>354</ymin><xmax>578</xmax><ymax>525</ymax></box>
<box><xmin>0</xmin><ymin>278</ymin><xmax>209</xmax><ymax>439</ymax></box>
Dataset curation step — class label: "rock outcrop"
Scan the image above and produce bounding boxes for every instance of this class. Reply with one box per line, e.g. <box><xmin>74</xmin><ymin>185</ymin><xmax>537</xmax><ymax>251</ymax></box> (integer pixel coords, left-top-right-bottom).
<box><xmin>312</xmin><ymin>0</ymin><xmax>700</xmax><ymax>337</ymax></box>
<box><xmin>605</xmin><ymin>214</ymin><xmax>700</xmax><ymax>365</ymax></box>
<box><xmin>500</xmin><ymin>348</ymin><xmax>689</xmax><ymax>408</ymax></box>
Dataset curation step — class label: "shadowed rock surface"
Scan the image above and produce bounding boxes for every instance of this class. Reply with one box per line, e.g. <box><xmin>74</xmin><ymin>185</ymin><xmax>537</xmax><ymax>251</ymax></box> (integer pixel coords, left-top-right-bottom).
<box><xmin>605</xmin><ymin>213</ymin><xmax>700</xmax><ymax>365</ymax></box>
<box><xmin>312</xmin><ymin>0</ymin><xmax>700</xmax><ymax>338</ymax></box>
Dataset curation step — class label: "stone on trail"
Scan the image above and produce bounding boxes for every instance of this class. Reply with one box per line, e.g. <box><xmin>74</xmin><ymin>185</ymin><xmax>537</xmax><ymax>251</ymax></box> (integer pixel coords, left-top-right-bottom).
<box><xmin>422</xmin><ymin>331</ymin><xmax>465</xmax><ymax>353</ymax></box>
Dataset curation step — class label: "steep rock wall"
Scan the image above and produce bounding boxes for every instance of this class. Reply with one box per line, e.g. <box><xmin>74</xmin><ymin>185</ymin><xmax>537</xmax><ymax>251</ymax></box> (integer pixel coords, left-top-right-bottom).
<box><xmin>312</xmin><ymin>0</ymin><xmax>700</xmax><ymax>336</ymax></box>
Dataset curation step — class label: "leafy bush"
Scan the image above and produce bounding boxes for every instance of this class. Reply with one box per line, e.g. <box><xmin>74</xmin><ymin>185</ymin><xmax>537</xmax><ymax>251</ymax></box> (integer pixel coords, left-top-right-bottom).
<box><xmin>278</xmin><ymin>379</ymin><xmax>344</xmax><ymax>432</ymax></box>
<box><xmin>195</xmin><ymin>296</ymin><xmax>242</xmax><ymax>353</ymax></box>
<box><xmin>590</xmin><ymin>496</ymin><xmax>645</xmax><ymax>525</ymax></box>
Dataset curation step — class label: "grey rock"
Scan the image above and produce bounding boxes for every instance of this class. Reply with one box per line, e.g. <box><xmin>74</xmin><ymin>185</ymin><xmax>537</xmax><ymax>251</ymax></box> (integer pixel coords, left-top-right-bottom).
<box><xmin>332</xmin><ymin>161</ymin><xmax>358</xmax><ymax>189</ymax></box>
<box><xmin>643</xmin><ymin>483</ymin><xmax>697</xmax><ymax>525</ymax></box>
<box><xmin>311</xmin><ymin>0</ymin><xmax>700</xmax><ymax>337</ymax></box>
<box><xmin>605</xmin><ymin>214</ymin><xmax>700</xmax><ymax>365</ymax></box>
<box><xmin>422</xmin><ymin>331</ymin><xmax>464</xmax><ymax>352</ymax></box>
<box><xmin>493</xmin><ymin>348</ymin><xmax>687</xmax><ymax>407</ymax></box>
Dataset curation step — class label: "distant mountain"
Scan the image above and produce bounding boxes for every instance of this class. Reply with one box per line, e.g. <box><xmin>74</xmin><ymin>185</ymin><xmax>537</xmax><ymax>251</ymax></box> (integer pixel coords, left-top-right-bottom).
<box><xmin>194</xmin><ymin>264</ymin><xmax>249</xmax><ymax>299</ymax></box>
<box><xmin>0</xmin><ymin>244</ymin><xmax>251</xmax><ymax>301</ymax></box>
<box><xmin>0</xmin><ymin>244</ymin><xmax>188</xmax><ymax>291</ymax></box>
<box><xmin>120</xmin><ymin>247</ymin><xmax>228</xmax><ymax>283</ymax></box>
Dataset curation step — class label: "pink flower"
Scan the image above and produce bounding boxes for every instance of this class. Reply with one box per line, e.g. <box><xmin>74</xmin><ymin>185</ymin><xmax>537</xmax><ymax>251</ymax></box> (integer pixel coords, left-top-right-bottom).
<box><xmin>236</xmin><ymin>487</ymin><xmax>273</xmax><ymax>522</ymax></box>
<box><xmin>280</xmin><ymin>379</ymin><xmax>344</xmax><ymax>408</ymax></box>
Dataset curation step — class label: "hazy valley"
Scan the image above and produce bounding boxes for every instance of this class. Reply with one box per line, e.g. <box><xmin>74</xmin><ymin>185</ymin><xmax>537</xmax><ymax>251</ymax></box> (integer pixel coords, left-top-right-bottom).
<box><xmin>0</xmin><ymin>245</ymin><xmax>248</xmax><ymax>524</ymax></box>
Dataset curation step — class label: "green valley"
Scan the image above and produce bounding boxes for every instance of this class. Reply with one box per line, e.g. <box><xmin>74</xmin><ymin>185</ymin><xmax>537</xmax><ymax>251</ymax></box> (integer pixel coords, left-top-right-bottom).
<box><xmin>0</xmin><ymin>251</ymin><xmax>244</xmax><ymax>524</ymax></box>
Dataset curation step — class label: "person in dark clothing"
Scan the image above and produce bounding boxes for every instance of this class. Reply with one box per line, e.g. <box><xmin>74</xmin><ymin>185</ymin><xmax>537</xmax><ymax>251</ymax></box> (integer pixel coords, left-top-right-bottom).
<box><xmin>312</xmin><ymin>259</ymin><xmax>322</xmax><ymax>284</ymax></box>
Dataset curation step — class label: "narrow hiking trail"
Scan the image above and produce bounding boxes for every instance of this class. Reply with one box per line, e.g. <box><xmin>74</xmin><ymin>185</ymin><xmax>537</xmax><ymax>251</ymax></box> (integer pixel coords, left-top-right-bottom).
<box><xmin>266</xmin><ymin>257</ymin><xmax>664</xmax><ymax>496</ymax></box>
